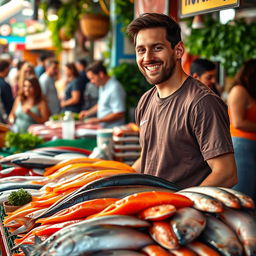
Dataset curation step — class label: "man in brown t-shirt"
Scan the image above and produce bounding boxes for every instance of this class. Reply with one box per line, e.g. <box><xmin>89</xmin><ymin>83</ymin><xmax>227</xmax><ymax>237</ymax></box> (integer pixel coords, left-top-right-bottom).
<box><xmin>127</xmin><ymin>13</ymin><xmax>237</xmax><ymax>189</ymax></box>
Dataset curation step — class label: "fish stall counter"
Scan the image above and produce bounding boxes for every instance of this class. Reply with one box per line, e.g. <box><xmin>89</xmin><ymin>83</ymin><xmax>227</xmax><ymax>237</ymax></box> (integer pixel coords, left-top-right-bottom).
<box><xmin>28</xmin><ymin>121</ymin><xmax>100</xmax><ymax>141</ymax></box>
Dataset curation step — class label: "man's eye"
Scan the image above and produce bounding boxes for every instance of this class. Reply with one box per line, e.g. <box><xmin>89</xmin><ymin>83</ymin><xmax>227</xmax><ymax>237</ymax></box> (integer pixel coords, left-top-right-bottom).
<box><xmin>137</xmin><ymin>48</ymin><xmax>145</xmax><ymax>54</ymax></box>
<box><xmin>154</xmin><ymin>46</ymin><xmax>162</xmax><ymax>51</ymax></box>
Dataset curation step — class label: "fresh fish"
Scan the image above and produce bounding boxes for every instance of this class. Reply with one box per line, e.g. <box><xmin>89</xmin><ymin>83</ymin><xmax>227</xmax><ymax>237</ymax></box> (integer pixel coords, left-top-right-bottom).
<box><xmin>218</xmin><ymin>187</ymin><xmax>255</xmax><ymax>209</ymax></box>
<box><xmin>83</xmin><ymin>173</ymin><xmax>182</xmax><ymax>191</ymax></box>
<box><xmin>53</xmin><ymin>153</ymin><xmax>89</xmax><ymax>160</ymax></box>
<box><xmin>0</xmin><ymin>152</ymin><xmax>40</xmax><ymax>165</ymax></box>
<box><xmin>170</xmin><ymin>246</ymin><xmax>199</xmax><ymax>255</ymax></box>
<box><xmin>24</xmin><ymin>225</ymin><xmax>154</xmax><ymax>256</ymax></box>
<box><xmin>180</xmin><ymin>186</ymin><xmax>241</xmax><ymax>209</ymax></box>
<box><xmin>187</xmin><ymin>241</ymin><xmax>220</xmax><ymax>255</ymax></box>
<box><xmin>48</xmin><ymin>173</ymin><xmax>182</xmax><ymax>216</ymax></box>
<box><xmin>28</xmin><ymin>215</ymin><xmax>151</xmax><ymax>252</ymax></box>
<box><xmin>176</xmin><ymin>191</ymin><xmax>223</xmax><ymax>213</ymax></box>
<box><xmin>142</xmin><ymin>244</ymin><xmax>174</xmax><ymax>256</ymax></box>
<box><xmin>15</xmin><ymin>185</ymin><xmax>172</xmax><ymax>234</ymax></box>
<box><xmin>201</xmin><ymin>215</ymin><xmax>243</xmax><ymax>256</ymax></box>
<box><xmin>92</xmin><ymin>250</ymin><xmax>146</xmax><ymax>256</ymax></box>
<box><xmin>0</xmin><ymin>176</ymin><xmax>47</xmax><ymax>184</ymax></box>
<box><xmin>138</xmin><ymin>204</ymin><xmax>176</xmax><ymax>221</ymax></box>
<box><xmin>170</xmin><ymin>207</ymin><xmax>206</xmax><ymax>245</ymax></box>
<box><xmin>31</xmin><ymin>146</ymin><xmax>91</xmax><ymax>156</ymax></box>
<box><xmin>217</xmin><ymin>207</ymin><xmax>256</xmax><ymax>256</ymax></box>
<box><xmin>11</xmin><ymin>155</ymin><xmax>61</xmax><ymax>169</ymax></box>
<box><xmin>0</xmin><ymin>166</ymin><xmax>31</xmax><ymax>178</ymax></box>
<box><xmin>149</xmin><ymin>221</ymin><xmax>179</xmax><ymax>249</ymax></box>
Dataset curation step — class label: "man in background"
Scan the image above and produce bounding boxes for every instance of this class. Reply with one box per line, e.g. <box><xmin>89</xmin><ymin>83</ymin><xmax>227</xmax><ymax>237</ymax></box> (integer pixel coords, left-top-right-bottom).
<box><xmin>39</xmin><ymin>59</ymin><xmax>60</xmax><ymax>115</ymax></box>
<box><xmin>79</xmin><ymin>61</ymin><xmax>126</xmax><ymax>128</ymax></box>
<box><xmin>190</xmin><ymin>58</ymin><xmax>222</xmax><ymax>96</ymax></box>
<box><xmin>0</xmin><ymin>59</ymin><xmax>13</xmax><ymax>123</ymax></box>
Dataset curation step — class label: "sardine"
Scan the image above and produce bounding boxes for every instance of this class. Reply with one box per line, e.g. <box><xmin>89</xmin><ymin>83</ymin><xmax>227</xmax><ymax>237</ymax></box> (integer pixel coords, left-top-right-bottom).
<box><xmin>201</xmin><ymin>214</ymin><xmax>243</xmax><ymax>256</ymax></box>
<box><xmin>180</xmin><ymin>186</ymin><xmax>241</xmax><ymax>209</ymax></box>
<box><xmin>0</xmin><ymin>183</ymin><xmax>42</xmax><ymax>192</ymax></box>
<box><xmin>142</xmin><ymin>244</ymin><xmax>174</xmax><ymax>256</ymax></box>
<box><xmin>12</xmin><ymin>155</ymin><xmax>61</xmax><ymax>169</ymax></box>
<box><xmin>27</xmin><ymin>225</ymin><xmax>154</xmax><ymax>256</ymax></box>
<box><xmin>170</xmin><ymin>207</ymin><xmax>206</xmax><ymax>245</ymax></box>
<box><xmin>176</xmin><ymin>191</ymin><xmax>223</xmax><ymax>213</ymax></box>
<box><xmin>218</xmin><ymin>187</ymin><xmax>255</xmax><ymax>209</ymax></box>
<box><xmin>217</xmin><ymin>207</ymin><xmax>256</xmax><ymax>256</ymax></box>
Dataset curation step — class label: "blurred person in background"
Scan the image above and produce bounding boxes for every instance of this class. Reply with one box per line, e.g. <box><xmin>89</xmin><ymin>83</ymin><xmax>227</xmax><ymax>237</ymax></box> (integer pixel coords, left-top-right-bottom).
<box><xmin>18</xmin><ymin>62</ymin><xmax>36</xmax><ymax>95</ymax></box>
<box><xmin>79</xmin><ymin>60</ymin><xmax>126</xmax><ymax>128</ymax></box>
<box><xmin>75</xmin><ymin>58</ymin><xmax>98</xmax><ymax>111</ymax></box>
<box><xmin>35</xmin><ymin>53</ymin><xmax>51</xmax><ymax>78</ymax></box>
<box><xmin>0</xmin><ymin>59</ymin><xmax>14</xmax><ymax>123</ymax></box>
<box><xmin>39</xmin><ymin>59</ymin><xmax>60</xmax><ymax>115</ymax></box>
<box><xmin>8</xmin><ymin>76</ymin><xmax>50</xmax><ymax>133</ymax></box>
<box><xmin>61</xmin><ymin>63</ymin><xmax>84</xmax><ymax>113</ymax></box>
<box><xmin>228</xmin><ymin>59</ymin><xmax>256</xmax><ymax>200</ymax></box>
<box><xmin>190</xmin><ymin>58</ymin><xmax>222</xmax><ymax>97</ymax></box>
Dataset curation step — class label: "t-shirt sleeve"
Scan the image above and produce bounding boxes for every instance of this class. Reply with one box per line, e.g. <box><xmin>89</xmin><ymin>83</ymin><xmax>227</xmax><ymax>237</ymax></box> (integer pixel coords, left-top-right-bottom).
<box><xmin>109</xmin><ymin>84</ymin><xmax>126</xmax><ymax>113</ymax></box>
<box><xmin>190</xmin><ymin>95</ymin><xmax>234</xmax><ymax>160</ymax></box>
<box><xmin>39</xmin><ymin>76</ymin><xmax>47</xmax><ymax>95</ymax></box>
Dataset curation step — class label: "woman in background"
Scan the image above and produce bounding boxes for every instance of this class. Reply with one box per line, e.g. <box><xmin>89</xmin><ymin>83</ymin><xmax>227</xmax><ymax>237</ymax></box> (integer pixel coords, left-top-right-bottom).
<box><xmin>17</xmin><ymin>62</ymin><xmax>35</xmax><ymax>95</ymax></box>
<box><xmin>228</xmin><ymin>59</ymin><xmax>256</xmax><ymax>200</ymax></box>
<box><xmin>8</xmin><ymin>76</ymin><xmax>50</xmax><ymax>133</ymax></box>
<box><xmin>61</xmin><ymin>63</ymin><xmax>84</xmax><ymax>113</ymax></box>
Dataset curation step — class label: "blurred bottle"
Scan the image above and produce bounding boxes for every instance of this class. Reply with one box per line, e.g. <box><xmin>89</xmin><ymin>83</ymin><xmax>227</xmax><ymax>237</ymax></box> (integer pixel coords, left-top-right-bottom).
<box><xmin>62</xmin><ymin>111</ymin><xmax>75</xmax><ymax>139</ymax></box>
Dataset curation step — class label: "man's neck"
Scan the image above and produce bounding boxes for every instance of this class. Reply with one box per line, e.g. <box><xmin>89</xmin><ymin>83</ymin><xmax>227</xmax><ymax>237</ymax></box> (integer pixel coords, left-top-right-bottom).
<box><xmin>156</xmin><ymin>69</ymin><xmax>188</xmax><ymax>98</ymax></box>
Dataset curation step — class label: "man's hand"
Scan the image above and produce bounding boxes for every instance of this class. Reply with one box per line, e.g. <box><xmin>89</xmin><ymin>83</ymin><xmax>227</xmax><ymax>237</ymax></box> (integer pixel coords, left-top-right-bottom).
<box><xmin>79</xmin><ymin>110</ymin><xmax>89</xmax><ymax>120</ymax></box>
<box><xmin>84</xmin><ymin>117</ymin><xmax>100</xmax><ymax>124</ymax></box>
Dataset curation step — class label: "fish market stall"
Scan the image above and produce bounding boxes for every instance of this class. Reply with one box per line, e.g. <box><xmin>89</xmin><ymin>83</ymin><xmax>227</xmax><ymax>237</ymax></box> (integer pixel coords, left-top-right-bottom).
<box><xmin>0</xmin><ymin>149</ymin><xmax>256</xmax><ymax>255</ymax></box>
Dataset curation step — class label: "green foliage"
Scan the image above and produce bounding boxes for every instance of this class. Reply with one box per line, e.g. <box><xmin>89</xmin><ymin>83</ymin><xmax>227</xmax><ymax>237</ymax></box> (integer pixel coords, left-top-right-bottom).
<box><xmin>114</xmin><ymin>0</ymin><xmax>134</xmax><ymax>31</ymax></box>
<box><xmin>110</xmin><ymin>62</ymin><xmax>151</xmax><ymax>121</ymax></box>
<box><xmin>5</xmin><ymin>132</ymin><xmax>44</xmax><ymax>153</ymax></box>
<box><xmin>8</xmin><ymin>189</ymin><xmax>32</xmax><ymax>206</ymax></box>
<box><xmin>40</xmin><ymin>0</ymin><xmax>107</xmax><ymax>51</ymax></box>
<box><xmin>185</xmin><ymin>18</ymin><xmax>256</xmax><ymax>77</ymax></box>
<box><xmin>50</xmin><ymin>112</ymin><xmax>79</xmax><ymax>121</ymax></box>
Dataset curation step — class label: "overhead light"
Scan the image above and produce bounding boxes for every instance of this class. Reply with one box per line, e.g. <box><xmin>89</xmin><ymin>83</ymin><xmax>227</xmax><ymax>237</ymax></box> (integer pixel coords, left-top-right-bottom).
<box><xmin>220</xmin><ymin>9</ymin><xmax>235</xmax><ymax>24</ymax></box>
<box><xmin>192</xmin><ymin>15</ymin><xmax>204</xmax><ymax>29</ymax></box>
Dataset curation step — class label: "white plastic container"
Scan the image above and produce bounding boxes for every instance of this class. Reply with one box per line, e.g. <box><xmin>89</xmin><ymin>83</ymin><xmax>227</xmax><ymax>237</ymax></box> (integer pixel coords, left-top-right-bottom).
<box><xmin>62</xmin><ymin>111</ymin><xmax>75</xmax><ymax>139</ymax></box>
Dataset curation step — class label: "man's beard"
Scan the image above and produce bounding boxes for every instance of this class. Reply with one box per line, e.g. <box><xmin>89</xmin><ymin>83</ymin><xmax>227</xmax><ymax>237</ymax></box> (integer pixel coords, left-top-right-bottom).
<box><xmin>141</xmin><ymin>62</ymin><xmax>176</xmax><ymax>85</ymax></box>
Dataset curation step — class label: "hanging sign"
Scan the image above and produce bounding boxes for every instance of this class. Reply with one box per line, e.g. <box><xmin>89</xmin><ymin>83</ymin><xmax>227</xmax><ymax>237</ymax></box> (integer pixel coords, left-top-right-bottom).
<box><xmin>180</xmin><ymin>0</ymin><xmax>240</xmax><ymax>17</ymax></box>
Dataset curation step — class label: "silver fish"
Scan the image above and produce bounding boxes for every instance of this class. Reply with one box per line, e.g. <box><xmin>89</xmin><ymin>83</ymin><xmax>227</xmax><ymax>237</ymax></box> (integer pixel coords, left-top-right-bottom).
<box><xmin>170</xmin><ymin>207</ymin><xmax>206</xmax><ymax>245</ymax></box>
<box><xmin>201</xmin><ymin>215</ymin><xmax>243</xmax><ymax>256</ymax></box>
<box><xmin>0</xmin><ymin>176</ymin><xmax>47</xmax><ymax>184</ymax></box>
<box><xmin>180</xmin><ymin>186</ymin><xmax>241</xmax><ymax>209</ymax></box>
<box><xmin>217</xmin><ymin>207</ymin><xmax>256</xmax><ymax>256</ymax></box>
<box><xmin>36</xmin><ymin>225</ymin><xmax>154</xmax><ymax>256</ymax></box>
<box><xmin>176</xmin><ymin>191</ymin><xmax>223</xmax><ymax>213</ymax></box>
<box><xmin>218</xmin><ymin>187</ymin><xmax>255</xmax><ymax>209</ymax></box>
<box><xmin>187</xmin><ymin>241</ymin><xmax>221</xmax><ymax>255</ymax></box>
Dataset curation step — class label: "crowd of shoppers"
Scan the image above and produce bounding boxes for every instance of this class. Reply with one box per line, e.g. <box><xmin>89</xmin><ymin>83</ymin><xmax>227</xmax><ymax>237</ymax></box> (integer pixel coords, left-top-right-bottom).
<box><xmin>0</xmin><ymin>54</ymin><xmax>126</xmax><ymax>133</ymax></box>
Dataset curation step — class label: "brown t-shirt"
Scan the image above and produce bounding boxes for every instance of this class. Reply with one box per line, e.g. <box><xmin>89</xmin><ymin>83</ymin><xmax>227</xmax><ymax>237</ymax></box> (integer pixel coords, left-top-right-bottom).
<box><xmin>135</xmin><ymin>76</ymin><xmax>234</xmax><ymax>188</ymax></box>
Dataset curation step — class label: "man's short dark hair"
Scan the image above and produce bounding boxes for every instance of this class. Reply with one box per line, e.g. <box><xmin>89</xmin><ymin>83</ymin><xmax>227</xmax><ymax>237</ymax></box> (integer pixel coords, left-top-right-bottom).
<box><xmin>45</xmin><ymin>59</ymin><xmax>58</xmax><ymax>69</ymax></box>
<box><xmin>0</xmin><ymin>59</ymin><xmax>10</xmax><ymax>72</ymax></box>
<box><xmin>76</xmin><ymin>58</ymin><xmax>87</xmax><ymax>68</ymax></box>
<box><xmin>86</xmin><ymin>60</ymin><xmax>107</xmax><ymax>75</ymax></box>
<box><xmin>190</xmin><ymin>58</ymin><xmax>216</xmax><ymax>76</ymax></box>
<box><xmin>127</xmin><ymin>13</ymin><xmax>181</xmax><ymax>49</ymax></box>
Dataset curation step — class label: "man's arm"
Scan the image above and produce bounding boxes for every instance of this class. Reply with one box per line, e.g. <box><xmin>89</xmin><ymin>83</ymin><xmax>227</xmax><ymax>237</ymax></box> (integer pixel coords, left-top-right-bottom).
<box><xmin>132</xmin><ymin>156</ymin><xmax>141</xmax><ymax>172</ymax></box>
<box><xmin>85</xmin><ymin>112</ymin><xmax>125</xmax><ymax>125</ymax></box>
<box><xmin>200</xmin><ymin>153</ymin><xmax>237</xmax><ymax>188</ymax></box>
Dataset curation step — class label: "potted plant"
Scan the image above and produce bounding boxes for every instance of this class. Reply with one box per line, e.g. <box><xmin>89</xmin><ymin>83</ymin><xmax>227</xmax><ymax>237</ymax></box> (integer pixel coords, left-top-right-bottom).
<box><xmin>185</xmin><ymin>16</ymin><xmax>256</xmax><ymax>77</ymax></box>
<box><xmin>3</xmin><ymin>189</ymin><xmax>32</xmax><ymax>213</ymax></box>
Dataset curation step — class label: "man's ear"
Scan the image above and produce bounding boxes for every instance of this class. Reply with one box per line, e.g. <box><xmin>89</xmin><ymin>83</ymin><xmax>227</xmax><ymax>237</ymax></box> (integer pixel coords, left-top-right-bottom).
<box><xmin>175</xmin><ymin>41</ymin><xmax>184</xmax><ymax>60</ymax></box>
